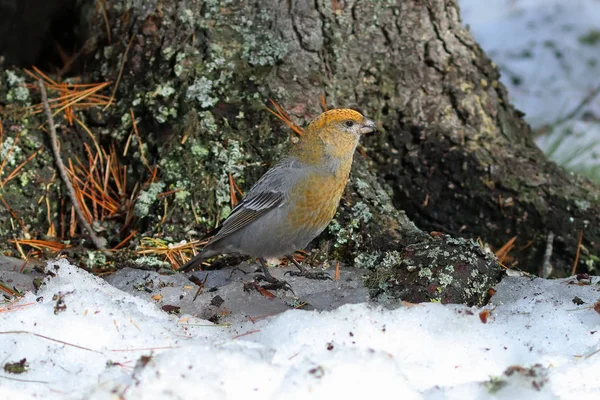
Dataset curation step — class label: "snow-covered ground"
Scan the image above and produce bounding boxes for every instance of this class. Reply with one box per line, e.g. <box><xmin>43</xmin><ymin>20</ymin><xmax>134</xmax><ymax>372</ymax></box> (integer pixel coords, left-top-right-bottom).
<box><xmin>2</xmin><ymin>260</ymin><xmax>600</xmax><ymax>399</ymax></box>
<box><xmin>460</xmin><ymin>0</ymin><xmax>600</xmax><ymax>171</ymax></box>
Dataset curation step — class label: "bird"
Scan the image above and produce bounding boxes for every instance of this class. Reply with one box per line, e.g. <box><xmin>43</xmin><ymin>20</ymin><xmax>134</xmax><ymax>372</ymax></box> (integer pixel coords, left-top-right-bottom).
<box><xmin>179</xmin><ymin>108</ymin><xmax>377</xmax><ymax>287</ymax></box>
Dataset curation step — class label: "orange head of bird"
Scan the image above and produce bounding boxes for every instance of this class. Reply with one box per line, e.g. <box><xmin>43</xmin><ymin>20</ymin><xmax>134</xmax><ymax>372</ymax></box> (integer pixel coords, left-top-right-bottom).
<box><xmin>295</xmin><ymin>109</ymin><xmax>376</xmax><ymax>165</ymax></box>
<box><xmin>306</xmin><ymin>108</ymin><xmax>377</xmax><ymax>136</ymax></box>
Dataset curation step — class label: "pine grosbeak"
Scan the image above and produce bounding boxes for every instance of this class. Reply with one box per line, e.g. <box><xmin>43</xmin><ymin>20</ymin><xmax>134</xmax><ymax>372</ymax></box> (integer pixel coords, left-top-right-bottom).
<box><xmin>180</xmin><ymin>109</ymin><xmax>376</xmax><ymax>285</ymax></box>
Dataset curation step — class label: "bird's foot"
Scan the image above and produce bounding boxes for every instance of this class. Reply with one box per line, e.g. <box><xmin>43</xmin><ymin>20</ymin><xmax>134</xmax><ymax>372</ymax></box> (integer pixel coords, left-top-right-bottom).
<box><xmin>284</xmin><ymin>269</ymin><xmax>331</xmax><ymax>280</ymax></box>
<box><xmin>254</xmin><ymin>274</ymin><xmax>294</xmax><ymax>291</ymax></box>
<box><xmin>252</xmin><ymin>258</ymin><xmax>295</xmax><ymax>292</ymax></box>
<box><xmin>286</xmin><ymin>257</ymin><xmax>332</xmax><ymax>280</ymax></box>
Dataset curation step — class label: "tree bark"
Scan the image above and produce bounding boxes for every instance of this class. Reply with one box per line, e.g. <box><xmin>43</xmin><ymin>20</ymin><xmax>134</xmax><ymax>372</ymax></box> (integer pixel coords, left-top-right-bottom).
<box><xmin>369</xmin><ymin>0</ymin><xmax>599</xmax><ymax>277</ymax></box>
<box><xmin>2</xmin><ymin>0</ymin><xmax>598</xmax><ymax>305</ymax></box>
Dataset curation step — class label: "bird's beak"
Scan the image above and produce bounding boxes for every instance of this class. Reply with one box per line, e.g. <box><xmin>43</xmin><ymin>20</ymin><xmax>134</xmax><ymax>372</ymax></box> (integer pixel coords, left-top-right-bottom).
<box><xmin>359</xmin><ymin>118</ymin><xmax>377</xmax><ymax>134</ymax></box>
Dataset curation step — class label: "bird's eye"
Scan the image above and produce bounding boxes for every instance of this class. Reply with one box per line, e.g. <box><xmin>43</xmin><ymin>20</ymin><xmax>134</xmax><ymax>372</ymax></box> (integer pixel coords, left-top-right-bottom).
<box><xmin>344</xmin><ymin>120</ymin><xmax>355</xmax><ymax>128</ymax></box>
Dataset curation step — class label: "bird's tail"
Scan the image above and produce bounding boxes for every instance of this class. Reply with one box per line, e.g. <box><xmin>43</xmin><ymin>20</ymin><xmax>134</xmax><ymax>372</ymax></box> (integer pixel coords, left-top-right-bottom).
<box><xmin>178</xmin><ymin>226</ymin><xmax>222</xmax><ymax>272</ymax></box>
<box><xmin>179</xmin><ymin>247</ymin><xmax>219</xmax><ymax>273</ymax></box>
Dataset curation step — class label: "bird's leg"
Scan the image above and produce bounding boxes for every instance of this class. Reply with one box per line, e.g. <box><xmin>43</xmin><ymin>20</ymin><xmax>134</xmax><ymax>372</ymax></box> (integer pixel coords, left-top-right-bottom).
<box><xmin>256</xmin><ymin>258</ymin><xmax>277</xmax><ymax>282</ymax></box>
<box><xmin>285</xmin><ymin>256</ymin><xmax>331</xmax><ymax>280</ymax></box>
<box><xmin>254</xmin><ymin>258</ymin><xmax>294</xmax><ymax>291</ymax></box>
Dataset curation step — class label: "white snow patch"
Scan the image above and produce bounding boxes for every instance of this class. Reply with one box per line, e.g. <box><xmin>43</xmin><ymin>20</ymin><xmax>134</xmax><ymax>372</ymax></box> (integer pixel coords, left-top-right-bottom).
<box><xmin>2</xmin><ymin>260</ymin><xmax>600</xmax><ymax>399</ymax></box>
<box><xmin>460</xmin><ymin>0</ymin><xmax>600</xmax><ymax>168</ymax></box>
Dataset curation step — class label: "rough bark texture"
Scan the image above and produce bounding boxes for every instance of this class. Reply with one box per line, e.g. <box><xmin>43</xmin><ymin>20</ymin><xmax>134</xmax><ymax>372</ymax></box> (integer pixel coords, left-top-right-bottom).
<box><xmin>365</xmin><ymin>1</ymin><xmax>599</xmax><ymax>277</ymax></box>
<box><xmin>1</xmin><ymin>0</ymin><xmax>598</xmax><ymax>305</ymax></box>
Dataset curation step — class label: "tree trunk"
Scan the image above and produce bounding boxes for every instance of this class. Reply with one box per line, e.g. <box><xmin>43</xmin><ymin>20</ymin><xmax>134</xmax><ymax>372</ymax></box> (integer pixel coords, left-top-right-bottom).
<box><xmin>365</xmin><ymin>0</ymin><xmax>599</xmax><ymax>277</ymax></box>
<box><xmin>1</xmin><ymin>0</ymin><xmax>597</xmax><ymax>306</ymax></box>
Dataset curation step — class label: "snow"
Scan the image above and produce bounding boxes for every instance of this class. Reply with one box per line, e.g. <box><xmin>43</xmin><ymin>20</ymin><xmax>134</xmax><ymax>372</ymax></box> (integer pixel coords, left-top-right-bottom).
<box><xmin>460</xmin><ymin>0</ymin><xmax>600</xmax><ymax>168</ymax></box>
<box><xmin>2</xmin><ymin>259</ymin><xmax>600</xmax><ymax>399</ymax></box>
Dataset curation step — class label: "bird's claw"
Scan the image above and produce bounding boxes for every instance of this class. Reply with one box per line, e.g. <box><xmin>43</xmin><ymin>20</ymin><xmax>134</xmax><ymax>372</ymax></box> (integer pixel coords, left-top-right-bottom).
<box><xmin>261</xmin><ymin>281</ymin><xmax>295</xmax><ymax>293</ymax></box>
<box><xmin>284</xmin><ymin>270</ymin><xmax>332</xmax><ymax>280</ymax></box>
<box><xmin>253</xmin><ymin>274</ymin><xmax>295</xmax><ymax>292</ymax></box>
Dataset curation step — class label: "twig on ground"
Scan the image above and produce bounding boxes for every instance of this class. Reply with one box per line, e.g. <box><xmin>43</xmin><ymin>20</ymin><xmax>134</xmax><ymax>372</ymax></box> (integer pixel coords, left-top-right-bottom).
<box><xmin>38</xmin><ymin>80</ymin><xmax>108</xmax><ymax>252</ymax></box>
<box><xmin>0</xmin><ymin>330</ymin><xmax>101</xmax><ymax>353</ymax></box>
<box><xmin>541</xmin><ymin>231</ymin><xmax>554</xmax><ymax>278</ymax></box>
<box><xmin>571</xmin><ymin>229</ymin><xmax>584</xmax><ymax>276</ymax></box>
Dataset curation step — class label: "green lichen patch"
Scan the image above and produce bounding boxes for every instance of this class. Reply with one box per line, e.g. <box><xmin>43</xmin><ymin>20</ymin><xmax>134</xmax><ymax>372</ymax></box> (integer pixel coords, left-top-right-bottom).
<box><xmin>5</xmin><ymin>70</ymin><xmax>30</xmax><ymax>104</ymax></box>
<box><xmin>135</xmin><ymin>182</ymin><xmax>166</xmax><ymax>218</ymax></box>
<box><xmin>326</xmin><ymin>200</ymin><xmax>374</xmax><ymax>261</ymax></box>
<box><xmin>484</xmin><ymin>376</ymin><xmax>508</xmax><ymax>394</ymax></box>
<box><xmin>366</xmin><ymin>234</ymin><xmax>504</xmax><ymax>306</ymax></box>
<box><xmin>134</xmin><ymin>256</ymin><xmax>172</xmax><ymax>270</ymax></box>
<box><xmin>3</xmin><ymin>358</ymin><xmax>29</xmax><ymax>374</ymax></box>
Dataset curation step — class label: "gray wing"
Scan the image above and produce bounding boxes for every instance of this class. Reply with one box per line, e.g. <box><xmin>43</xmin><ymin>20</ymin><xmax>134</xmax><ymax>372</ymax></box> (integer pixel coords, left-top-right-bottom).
<box><xmin>208</xmin><ymin>157</ymin><xmax>306</xmax><ymax>244</ymax></box>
